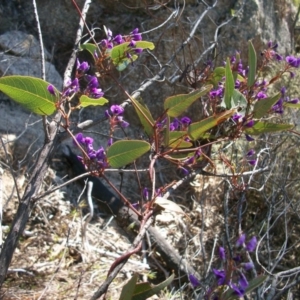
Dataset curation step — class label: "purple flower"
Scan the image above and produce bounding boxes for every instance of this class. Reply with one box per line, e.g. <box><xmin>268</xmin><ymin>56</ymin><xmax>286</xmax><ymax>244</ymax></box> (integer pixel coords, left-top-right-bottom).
<box><xmin>230</xmin><ymin>283</ymin><xmax>245</xmax><ymax>297</ymax></box>
<box><xmin>107</xmin><ymin>138</ymin><xmax>113</xmax><ymax>146</ymax></box>
<box><xmin>90</xmin><ymin>87</ymin><xmax>104</xmax><ymax>98</ymax></box>
<box><xmin>219</xmin><ymin>246</ymin><xmax>226</xmax><ymax>260</ymax></box>
<box><xmin>77</xmin><ymin>59</ymin><xmax>90</xmax><ymax>72</ymax></box>
<box><xmin>239</xmin><ymin>273</ymin><xmax>249</xmax><ymax>289</ymax></box>
<box><xmin>288</xmin><ymin>98</ymin><xmax>299</xmax><ymax>104</ymax></box>
<box><xmin>242</xmin><ymin>262</ymin><xmax>254</xmax><ymax>271</ymax></box>
<box><xmin>181</xmin><ymin>116</ymin><xmax>191</xmax><ymax>126</ymax></box>
<box><xmin>117</xmin><ymin>116</ymin><xmax>130</xmax><ymax>128</ymax></box>
<box><xmin>96</xmin><ymin>147</ymin><xmax>105</xmax><ymax>160</ymax></box>
<box><xmin>113</xmin><ymin>34</ymin><xmax>124</xmax><ymax>44</ymax></box>
<box><xmin>129</xmin><ymin>40</ymin><xmax>136</xmax><ymax>48</ymax></box>
<box><xmin>185</xmin><ymin>156</ymin><xmax>195</xmax><ymax>165</ymax></box>
<box><xmin>256</xmin><ymin>91</ymin><xmax>267</xmax><ymax>100</ymax></box>
<box><xmin>189</xmin><ymin>274</ymin><xmax>200</xmax><ymax>288</ymax></box>
<box><xmin>87</xmin><ymin>75</ymin><xmax>99</xmax><ymax>89</ymax></box>
<box><xmin>245</xmin><ymin>134</ymin><xmax>254</xmax><ymax>141</ymax></box>
<box><xmin>246</xmin><ymin>149</ymin><xmax>255</xmax><ymax>157</ymax></box>
<box><xmin>286</xmin><ymin>56</ymin><xmax>300</xmax><ymax>68</ymax></box>
<box><xmin>246</xmin><ymin>236</ymin><xmax>257</xmax><ymax>252</ymax></box>
<box><xmin>110</xmin><ymin>105</ymin><xmax>124</xmax><ymax>115</ymax></box>
<box><xmin>143</xmin><ymin>187</ymin><xmax>149</xmax><ymax>200</ymax></box>
<box><xmin>236</xmin><ymin>233</ymin><xmax>246</xmax><ymax>247</ymax></box>
<box><xmin>47</xmin><ymin>84</ymin><xmax>55</xmax><ymax>95</ymax></box>
<box><xmin>248</xmin><ymin>159</ymin><xmax>257</xmax><ymax>166</ymax></box>
<box><xmin>244</xmin><ymin>119</ymin><xmax>255</xmax><ymax>128</ymax></box>
<box><xmin>181</xmin><ymin>167</ymin><xmax>189</xmax><ymax>176</ymax></box>
<box><xmin>213</xmin><ymin>269</ymin><xmax>226</xmax><ymax>285</ymax></box>
<box><xmin>170</xmin><ymin>118</ymin><xmax>180</xmax><ymax>131</ymax></box>
<box><xmin>131</xmin><ymin>28</ymin><xmax>142</xmax><ymax>41</ymax></box>
<box><xmin>209</xmin><ymin>88</ymin><xmax>223</xmax><ymax>98</ymax></box>
<box><xmin>75</xmin><ymin>133</ymin><xmax>85</xmax><ymax>145</ymax></box>
<box><xmin>232</xmin><ymin>113</ymin><xmax>242</xmax><ymax>122</ymax></box>
<box><xmin>134</xmin><ymin>48</ymin><xmax>143</xmax><ymax>54</ymax></box>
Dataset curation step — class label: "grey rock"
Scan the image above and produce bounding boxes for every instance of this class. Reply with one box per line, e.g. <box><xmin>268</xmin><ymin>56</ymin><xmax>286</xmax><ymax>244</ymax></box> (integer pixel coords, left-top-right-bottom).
<box><xmin>0</xmin><ymin>30</ymin><xmax>51</xmax><ymax>60</ymax></box>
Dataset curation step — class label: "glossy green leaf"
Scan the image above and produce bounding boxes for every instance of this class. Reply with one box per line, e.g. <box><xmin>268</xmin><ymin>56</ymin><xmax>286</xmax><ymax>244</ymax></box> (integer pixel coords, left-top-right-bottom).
<box><xmin>248</xmin><ymin>40</ymin><xmax>257</xmax><ymax>87</ymax></box>
<box><xmin>130</xmin><ymin>96</ymin><xmax>155</xmax><ymax>136</ymax></box>
<box><xmin>223</xmin><ymin>275</ymin><xmax>268</xmax><ymax>300</ymax></box>
<box><xmin>80</xmin><ymin>43</ymin><xmax>99</xmax><ymax>59</ymax></box>
<box><xmin>224</xmin><ymin>58</ymin><xmax>235</xmax><ymax>109</ymax></box>
<box><xmin>188</xmin><ymin>110</ymin><xmax>235</xmax><ymax>141</ymax></box>
<box><xmin>164</xmin><ymin>85</ymin><xmax>212</xmax><ymax>118</ymax></box>
<box><xmin>119</xmin><ymin>274</ymin><xmax>138</xmax><ymax>300</ymax></box>
<box><xmin>283</xmin><ymin>102</ymin><xmax>300</xmax><ymax>108</ymax></box>
<box><xmin>0</xmin><ymin>75</ymin><xmax>57</xmax><ymax>115</ymax></box>
<box><xmin>107</xmin><ymin>140</ymin><xmax>150</xmax><ymax>168</ymax></box>
<box><xmin>245</xmin><ymin>121</ymin><xmax>293</xmax><ymax>135</ymax></box>
<box><xmin>79</xmin><ymin>95</ymin><xmax>109</xmax><ymax>107</ymax></box>
<box><xmin>132</xmin><ymin>274</ymin><xmax>174</xmax><ymax>300</ymax></box>
<box><xmin>253</xmin><ymin>93</ymin><xmax>280</xmax><ymax>118</ymax></box>
<box><xmin>168</xmin><ymin>131</ymin><xmax>193</xmax><ymax>148</ymax></box>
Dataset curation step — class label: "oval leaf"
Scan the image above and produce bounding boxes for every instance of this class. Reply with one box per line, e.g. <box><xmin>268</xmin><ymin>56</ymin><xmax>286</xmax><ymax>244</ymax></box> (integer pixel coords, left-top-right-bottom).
<box><xmin>168</xmin><ymin>131</ymin><xmax>193</xmax><ymax>148</ymax></box>
<box><xmin>130</xmin><ymin>96</ymin><xmax>155</xmax><ymax>136</ymax></box>
<box><xmin>253</xmin><ymin>93</ymin><xmax>280</xmax><ymax>119</ymax></box>
<box><xmin>188</xmin><ymin>110</ymin><xmax>235</xmax><ymax>141</ymax></box>
<box><xmin>164</xmin><ymin>85</ymin><xmax>212</xmax><ymax>118</ymax></box>
<box><xmin>0</xmin><ymin>75</ymin><xmax>57</xmax><ymax>115</ymax></box>
<box><xmin>107</xmin><ymin>140</ymin><xmax>150</xmax><ymax>168</ymax></box>
<box><xmin>248</xmin><ymin>40</ymin><xmax>257</xmax><ymax>87</ymax></box>
<box><xmin>132</xmin><ymin>274</ymin><xmax>174</xmax><ymax>300</ymax></box>
<box><xmin>119</xmin><ymin>274</ymin><xmax>138</xmax><ymax>300</ymax></box>
<box><xmin>80</xmin><ymin>43</ymin><xmax>99</xmax><ymax>59</ymax></box>
<box><xmin>283</xmin><ymin>102</ymin><xmax>300</xmax><ymax>108</ymax></box>
<box><xmin>79</xmin><ymin>95</ymin><xmax>109</xmax><ymax>107</ymax></box>
<box><xmin>224</xmin><ymin>58</ymin><xmax>234</xmax><ymax>109</ymax></box>
<box><xmin>245</xmin><ymin>121</ymin><xmax>293</xmax><ymax>135</ymax></box>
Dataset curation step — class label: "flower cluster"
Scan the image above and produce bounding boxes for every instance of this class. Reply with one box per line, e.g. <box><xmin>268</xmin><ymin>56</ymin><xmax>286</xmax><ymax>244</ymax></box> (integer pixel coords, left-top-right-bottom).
<box><xmin>211</xmin><ymin>235</ymin><xmax>257</xmax><ymax>298</ymax></box>
<box><xmin>74</xmin><ymin>133</ymin><xmax>108</xmax><ymax>172</ymax></box>
<box><xmin>105</xmin><ymin>104</ymin><xmax>129</xmax><ymax>129</ymax></box>
<box><xmin>47</xmin><ymin>58</ymin><xmax>104</xmax><ymax>100</ymax></box>
<box><xmin>100</xmin><ymin>27</ymin><xmax>143</xmax><ymax>58</ymax></box>
<box><xmin>189</xmin><ymin>234</ymin><xmax>258</xmax><ymax>299</ymax></box>
<box><xmin>169</xmin><ymin>116</ymin><xmax>191</xmax><ymax>131</ymax></box>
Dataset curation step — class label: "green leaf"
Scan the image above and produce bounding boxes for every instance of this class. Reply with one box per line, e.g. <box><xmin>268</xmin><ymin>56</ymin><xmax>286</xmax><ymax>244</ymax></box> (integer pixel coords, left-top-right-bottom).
<box><xmin>224</xmin><ymin>58</ymin><xmax>235</xmax><ymax>109</ymax></box>
<box><xmin>132</xmin><ymin>274</ymin><xmax>174</xmax><ymax>300</ymax></box>
<box><xmin>209</xmin><ymin>67</ymin><xmax>225</xmax><ymax>86</ymax></box>
<box><xmin>188</xmin><ymin>110</ymin><xmax>235</xmax><ymax>141</ymax></box>
<box><xmin>283</xmin><ymin>102</ymin><xmax>300</xmax><ymax>108</ymax></box>
<box><xmin>164</xmin><ymin>116</ymin><xmax>170</xmax><ymax>147</ymax></box>
<box><xmin>79</xmin><ymin>95</ymin><xmax>109</xmax><ymax>108</ymax></box>
<box><xmin>223</xmin><ymin>275</ymin><xmax>268</xmax><ymax>300</ymax></box>
<box><xmin>80</xmin><ymin>43</ymin><xmax>99</xmax><ymax>59</ymax></box>
<box><xmin>130</xmin><ymin>97</ymin><xmax>155</xmax><ymax>136</ymax></box>
<box><xmin>253</xmin><ymin>93</ymin><xmax>281</xmax><ymax>118</ymax></box>
<box><xmin>164</xmin><ymin>85</ymin><xmax>212</xmax><ymax>118</ymax></box>
<box><xmin>107</xmin><ymin>140</ymin><xmax>150</xmax><ymax>168</ymax></box>
<box><xmin>119</xmin><ymin>274</ymin><xmax>138</xmax><ymax>300</ymax></box>
<box><xmin>245</xmin><ymin>121</ymin><xmax>293</xmax><ymax>135</ymax></box>
<box><xmin>168</xmin><ymin>131</ymin><xmax>193</xmax><ymax>148</ymax></box>
<box><xmin>0</xmin><ymin>75</ymin><xmax>57</xmax><ymax>115</ymax></box>
<box><xmin>110</xmin><ymin>41</ymin><xmax>155</xmax><ymax>71</ymax></box>
<box><xmin>231</xmin><ymin>89</ymin><xmax>248</xmax><ymax>116</ymax></box>
<box><xmin>248</xmin><ymin>40</ymin><xmax>257</xmax><ymax>87</ymax></box>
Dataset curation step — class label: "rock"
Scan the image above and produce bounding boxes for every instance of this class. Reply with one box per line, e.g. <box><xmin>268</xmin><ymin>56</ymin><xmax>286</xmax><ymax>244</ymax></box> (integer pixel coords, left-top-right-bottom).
<box><xmin>0</xmin><ymin>31</ymin><xmax>63</xmax><ymax>164</ymax></box>
<box><xmin>0</xmin><ymin>30</ymin><xmax>51</xmax><ymax>60</ymax></box>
